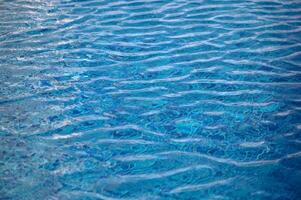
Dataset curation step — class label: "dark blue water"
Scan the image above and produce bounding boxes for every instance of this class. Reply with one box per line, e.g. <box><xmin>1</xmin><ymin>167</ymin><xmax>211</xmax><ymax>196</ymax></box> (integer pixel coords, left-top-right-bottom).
<box><xmin>1</xmin><ymin>0</ymin><xmax>301</xmax><ymax>199</ymax></box>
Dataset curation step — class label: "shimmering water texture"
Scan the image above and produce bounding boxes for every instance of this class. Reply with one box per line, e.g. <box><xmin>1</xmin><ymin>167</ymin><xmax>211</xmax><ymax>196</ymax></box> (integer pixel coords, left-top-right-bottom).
<box><xmin>1</xmin><ymin>0</ymin><xmax>301</xmax><ymax>199</ymax></box>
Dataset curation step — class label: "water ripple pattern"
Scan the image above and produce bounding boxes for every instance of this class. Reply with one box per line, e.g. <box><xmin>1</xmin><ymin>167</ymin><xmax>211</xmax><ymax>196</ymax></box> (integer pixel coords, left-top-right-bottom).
<box><xmin>1</xmin><ymin>0</ymin><xmax>301</xmax><ymax>199</ymax></box>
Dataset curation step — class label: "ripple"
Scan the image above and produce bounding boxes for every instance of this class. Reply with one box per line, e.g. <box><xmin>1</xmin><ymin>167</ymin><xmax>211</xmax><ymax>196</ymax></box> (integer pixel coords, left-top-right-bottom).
<box><xmin>112</xmin><ymin>165</ymin><xmax>212</xmax><ymax>183</ymax></box>
<box><xmin>169</xmin><ymin>178</ymin><xmax>235</xmax><ymax>194</ymax></box>
<box><xmin>157</xmin><ymin>151</ymin><xmax>280</xmax><ymax>167</ymax></box>
<box><xmin>240</xmin><ymin>141</ymin><xmax>265</xmax><ymax>148</ymax></box>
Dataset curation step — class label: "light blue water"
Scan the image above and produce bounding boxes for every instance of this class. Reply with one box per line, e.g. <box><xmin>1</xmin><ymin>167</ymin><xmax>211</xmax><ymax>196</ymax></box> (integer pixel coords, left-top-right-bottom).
<box><xmin>1</xmin><ymin>0</ymin><xmax>301</xmax><ymax>199</ymax></box>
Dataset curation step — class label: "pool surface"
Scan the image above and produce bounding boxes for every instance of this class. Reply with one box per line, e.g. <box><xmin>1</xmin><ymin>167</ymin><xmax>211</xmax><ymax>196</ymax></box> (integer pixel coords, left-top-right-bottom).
<box><xmin>1</xmin><ymin>0</ymin><xmax>301</xmax><ymax>199</ymax></box>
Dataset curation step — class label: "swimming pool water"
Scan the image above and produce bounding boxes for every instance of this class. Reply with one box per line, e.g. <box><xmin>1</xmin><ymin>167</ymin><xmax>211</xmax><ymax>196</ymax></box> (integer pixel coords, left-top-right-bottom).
<box><xmin>1</xmin><ymin>0</ymin><xmax>301</xmax><ymax>199</ymax></box>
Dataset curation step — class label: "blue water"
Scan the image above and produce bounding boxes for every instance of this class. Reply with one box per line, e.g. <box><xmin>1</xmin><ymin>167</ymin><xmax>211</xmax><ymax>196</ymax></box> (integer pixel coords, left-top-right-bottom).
<box><xmin>1</xmin><ymin>0</ymin><xmax>301</xmax><ymax>199</ymax></box>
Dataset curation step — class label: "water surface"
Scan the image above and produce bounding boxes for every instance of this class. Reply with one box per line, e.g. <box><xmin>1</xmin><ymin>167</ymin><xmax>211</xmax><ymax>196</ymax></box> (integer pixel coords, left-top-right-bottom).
<box><xmin>1</xmin><ymin>0</ymin><xmax>301</xmax><ymax>199</ymax></box>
